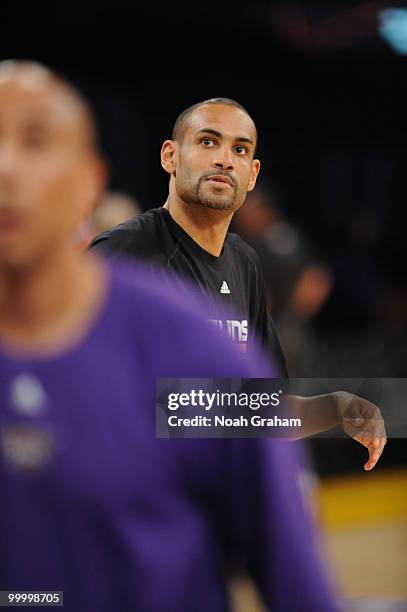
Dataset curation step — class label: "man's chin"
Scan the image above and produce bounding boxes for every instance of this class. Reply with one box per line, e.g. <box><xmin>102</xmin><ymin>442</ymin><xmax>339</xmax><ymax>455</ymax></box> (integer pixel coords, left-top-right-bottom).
<box><xmin>195</xmin><ymin>196</ymin><xmax>235</xmax><ymax>211</ymax></box>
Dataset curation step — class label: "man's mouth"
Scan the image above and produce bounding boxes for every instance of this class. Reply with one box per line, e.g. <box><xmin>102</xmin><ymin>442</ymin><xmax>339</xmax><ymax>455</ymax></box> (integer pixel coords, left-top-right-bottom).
<box><xmin>205</xmin><ymin>175</ymin><xmax>234</xmax><ymax>187</ymax></box>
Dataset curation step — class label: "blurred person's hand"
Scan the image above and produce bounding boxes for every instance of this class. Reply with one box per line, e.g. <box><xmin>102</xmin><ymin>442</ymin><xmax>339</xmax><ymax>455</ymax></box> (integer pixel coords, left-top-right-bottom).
<box><xmin>290</xmin><ymin>263</ymin><xmax>333</xmax><ymax>320</ymax></box>
<box><xmin>333</xmin><ymin>391</ymin><xmax>387</xmax><ymax>471</ymax></box>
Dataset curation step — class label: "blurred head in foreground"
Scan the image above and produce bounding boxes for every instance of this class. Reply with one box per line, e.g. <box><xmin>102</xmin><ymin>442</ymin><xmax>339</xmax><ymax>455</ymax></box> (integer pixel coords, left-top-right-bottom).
<box><xmin>0</xmin><ymin>60</ymin><xmax>105</xmax><ymax>270</ymax></box>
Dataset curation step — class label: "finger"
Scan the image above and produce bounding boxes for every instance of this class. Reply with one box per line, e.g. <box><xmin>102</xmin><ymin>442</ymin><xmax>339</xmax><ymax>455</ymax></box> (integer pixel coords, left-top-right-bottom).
<box><xmin>364</xmin><ymin>439</ymin><xmax>385</xmax><ymax>470</ymax></box>
<box><xmin>364</xmin><ymin>451</ymin><xmax>378</xmax><ymax>470</ymax></box>
<box><xmin>360</xmin><ymin>426</ymin><xmax>375</xmax><ymax>449</ymax></box>
<box><xmin>371</xmin><ymin>417</ymin><xmax>387</xmax><ymax>439</ymax></box>
<box><xmin>377</xmin><ymin>436</ymin><xmax>387</xmax><ymax>455</ymax></box>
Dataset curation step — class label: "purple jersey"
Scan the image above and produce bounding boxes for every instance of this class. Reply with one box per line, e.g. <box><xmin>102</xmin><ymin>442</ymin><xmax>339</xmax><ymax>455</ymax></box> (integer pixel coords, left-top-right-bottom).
<box><xmin>0</xmin><ymin>261</ymin><xmax>338</xmax><ymax>611</ymax></box>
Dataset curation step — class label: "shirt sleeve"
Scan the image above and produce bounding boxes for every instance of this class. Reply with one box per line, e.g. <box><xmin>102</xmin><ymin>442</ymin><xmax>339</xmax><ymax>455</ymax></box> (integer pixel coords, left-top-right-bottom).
<box><xmin>89</xmin><ymin>228</ymin><xmax>137</xmax><ymax>260</ymax></box>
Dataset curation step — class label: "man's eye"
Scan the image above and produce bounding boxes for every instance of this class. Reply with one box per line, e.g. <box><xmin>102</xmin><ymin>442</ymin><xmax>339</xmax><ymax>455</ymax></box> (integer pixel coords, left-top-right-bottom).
<box><xmin>234</xmin><ymin>145</ymin><xmax>248</xmax><ymax>155</ymax></box>
<box><xmin>201</xmin><ymin>138</ymin><xmax>215</xmax><ymax>147</ymax></box>
<box><xmin>21</xmin><ymin>127</ymin><xmax>49</xmax><ymax>150</ymax></box>
<box><xmin>23</xmin><ymin>135</ymin><xmax>48</xmax><ymax>150</ymax></box>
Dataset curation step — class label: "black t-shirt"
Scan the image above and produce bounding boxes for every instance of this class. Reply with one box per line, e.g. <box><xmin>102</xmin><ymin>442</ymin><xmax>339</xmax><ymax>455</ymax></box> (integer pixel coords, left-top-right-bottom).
<box><xmin>90</xmin><ymin>207</ymin><xmax>287</xmax><ymax>375</ymax></box>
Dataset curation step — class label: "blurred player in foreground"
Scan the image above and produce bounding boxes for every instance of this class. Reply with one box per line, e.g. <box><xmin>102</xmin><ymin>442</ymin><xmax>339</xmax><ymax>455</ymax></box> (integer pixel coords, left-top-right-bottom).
<box><xmin>92</xmin><ymin>97</ymin><xmax>386</xmax><ymax>470</ymax></box>
<box><xmin>0</xmin><ymin>61</ymin><xmax>341</xmax><ymax>611</ymax></box>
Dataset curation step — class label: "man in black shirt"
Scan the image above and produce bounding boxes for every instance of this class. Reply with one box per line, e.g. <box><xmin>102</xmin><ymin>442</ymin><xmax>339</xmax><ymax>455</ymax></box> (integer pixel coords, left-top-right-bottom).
<box><xmin>91</xmin><ymin>205</ymin><xmax>285</xmax><ymax>363</ymax></box>
<box><xmin>92</xmin><ymin>98</ymin><xmax>283</xmax><ymax>364</ymax></box>
<box><xmin>91</xmin><ymin>97</ymin><xmax>386</xmax><ymax>469</ymax></box>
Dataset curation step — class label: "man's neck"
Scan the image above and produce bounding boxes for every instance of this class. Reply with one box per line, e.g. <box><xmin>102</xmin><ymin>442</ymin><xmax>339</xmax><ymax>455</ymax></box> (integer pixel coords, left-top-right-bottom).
<box><xmin>0</xmin><ymin>251</ymin><xmax>105</xmax><ymax>353</ymax></box>
<box><xmin>164</xmin><ymin>197</ymin><xmax>233</xmax><ymax>257</ymax></box>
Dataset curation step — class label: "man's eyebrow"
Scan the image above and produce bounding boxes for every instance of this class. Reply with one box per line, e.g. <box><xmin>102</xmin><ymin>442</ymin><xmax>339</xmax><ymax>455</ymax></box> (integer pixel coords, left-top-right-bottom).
<box><xmin>23</xmin><ymin>120</ymin><xmax>48</xmax><ymax>130</ymax></box>
<box><xmin>234</xmin><ymin>136</ymin><xmax>254</xmax><ymax>146</ymax></box>
<box><xmin>195</xmin><ymin>128</ymin><xmax>222</xmax><ymax>138</ymax></box>
<box><xmin>195</xmin><ymin>128</ymin><xmax>254</xmax><ymax>146</ymax></box>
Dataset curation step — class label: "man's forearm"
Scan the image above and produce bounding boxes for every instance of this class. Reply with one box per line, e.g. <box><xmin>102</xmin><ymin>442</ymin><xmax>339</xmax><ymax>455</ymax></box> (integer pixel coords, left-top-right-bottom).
<box><xmin>286</xmin><ymin>393</ymin><xmax>340</xmax><ymax>439</ymax></box>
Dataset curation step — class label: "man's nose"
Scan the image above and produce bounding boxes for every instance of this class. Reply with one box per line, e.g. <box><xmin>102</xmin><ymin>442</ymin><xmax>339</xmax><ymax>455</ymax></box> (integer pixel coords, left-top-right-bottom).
<box><xmin>0</xmin><ymin>142</ymin><xmax>19</xmax><ymax>184</ymax></box>
<box><xmin>0</xmin><ymin>142</ymin><xmax>18</xmax><ymax>172</ymax></box>
<box><xmin>212</xmin><ymin>148</ymin><xmax>234</xmax><ymax>171</ymax></box>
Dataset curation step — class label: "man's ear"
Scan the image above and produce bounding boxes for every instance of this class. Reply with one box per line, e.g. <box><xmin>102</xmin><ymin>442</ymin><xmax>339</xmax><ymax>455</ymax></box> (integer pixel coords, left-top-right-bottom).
<box><xmin>161</xmin><ymin>140</ymin><xmax>178</xmax><ymax>175</ymax></box>
<box><xmin>247</xmin><ymin>159</ymin><xmax>261</xmax><ymax>192</ymax></box>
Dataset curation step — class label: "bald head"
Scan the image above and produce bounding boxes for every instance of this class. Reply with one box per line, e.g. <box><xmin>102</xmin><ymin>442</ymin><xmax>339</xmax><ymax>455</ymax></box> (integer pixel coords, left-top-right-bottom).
<box><xmin>0</xmin><ymin>60</ymin><xmax>105</xmax><ymax>268</ymax></box>
<box><xmin>0</xmin><ymin>60</ymin><xmax>98</xmax><ymax>152</ymax></box>
<box><xmin>172</xmin><ymin>98</ymin><xmax>257</xmax><ymax>152</ymax></box>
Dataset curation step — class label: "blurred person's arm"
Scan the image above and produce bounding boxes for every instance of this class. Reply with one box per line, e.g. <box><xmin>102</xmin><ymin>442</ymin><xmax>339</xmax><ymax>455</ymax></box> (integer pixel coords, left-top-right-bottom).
<box><xmin>289</xmin><ymin>263</ymin><xmax>332</xmax><ymax>320</ymax></box>
<box><xmin>219</xmin><ymin>438</ymin><xmax>341</xmax><ymax>612</ymax></box>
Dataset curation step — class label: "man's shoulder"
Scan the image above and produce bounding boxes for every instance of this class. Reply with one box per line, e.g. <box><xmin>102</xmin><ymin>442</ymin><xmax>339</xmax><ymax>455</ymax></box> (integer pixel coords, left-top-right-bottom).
<box><xmin>90</xmin><ymin>207</ymin><xmax>167</xmax><ymax>257</ymax></box>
